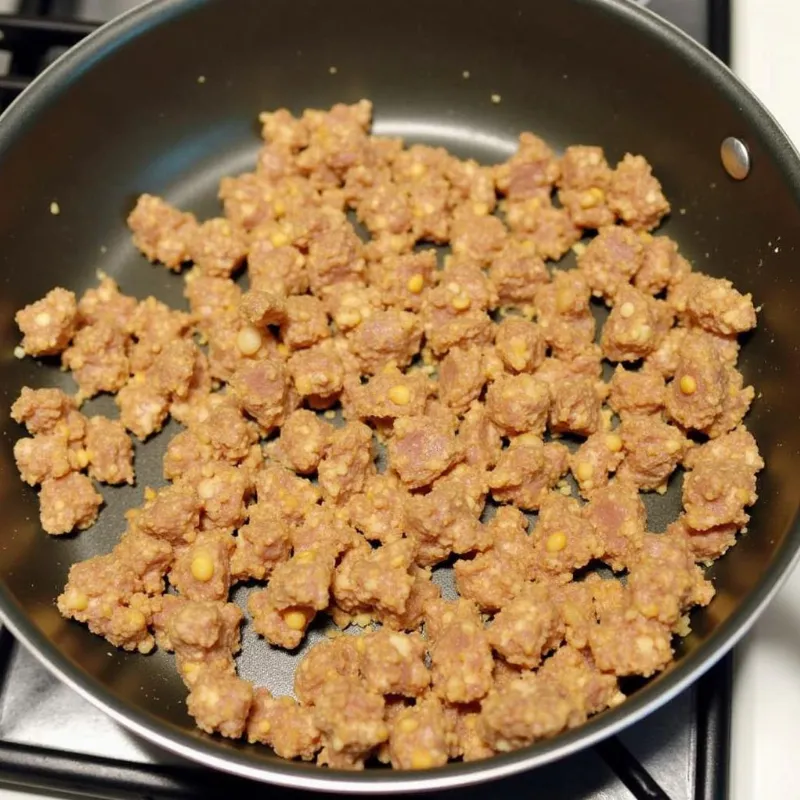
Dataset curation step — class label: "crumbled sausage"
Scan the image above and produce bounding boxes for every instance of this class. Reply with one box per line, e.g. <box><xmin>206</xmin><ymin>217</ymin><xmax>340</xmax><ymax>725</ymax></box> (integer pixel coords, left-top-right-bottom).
<box><xmin>230</xmin><ymin>502</ymin><xmax>292</xmax><ymax>582</ymax></box>
<box><xmin>488</xmin><ymin>238</ymin><xmax>550</xmax><ymax>305</ymax></box>
<box><xmin>128</xmin><ymin>194</ymin><xmax>197</xmax><ymax>269</ymax></box>
<box><xmin>495</xmin><ymin>132</ymin><xmax>560</xmax><ymax>201</ymax></box>
<box><xmin>218</xmin><ymin>172</ymin><xmax>280</xmax><ymax>232</ymax></box>
<box><xmin>549</xmin><ymin>376</ymin><xmax>602</xmax><ymax>436</ymax></box>
<box><xmin>454</xmin><ymin>507</ymin><xmax>532</xmax><ymax>612</ymax></box>
<box><xmin>616</xmin><ymin>415</ymin><xmax>689</xmax><ymax>491</ymax></box>
<box><xmin>294</xmin><ymin>635</ymin><xmax>362</xmax><ymax>704</ymax></box>
<box><xmin>608</xmin><ymin>364</ymin><xmax>666</xmax><ymax>417</ymax></box>
<box><xmin>78</xmin><ymin>275</ymin><xmax>138</xmax><ymax>328</ymax></box>
<box><xmin>332</xmin><ymin>538</ymin><xmax>416</xmax><ymax>616</ymax></box>
<box><xmin>557</xmin><ymin>145</ymin><xmax>615</xmax><ymax>229</ymax></box>
<box><xmin>274</xmin><ymin>296</ymin><xmax>328</xmax><ymax>351</ymax></box>
<box><xmin>458</xmin><ymin>402</ymin><xmax>503</xmax><ymax>470</ymax></box>
<box><xmin>11</xmin><ymin>387</ymin><xmax>78</xmax><ymax>436</ymax></box>
<box><xmin>58</xmin><ymin>530</ymin><xmax>171</xmax><ymax>651</ymax></box>
<box><xmin>349</xmin><ymin>308</ymin><xmax>423</xmax><ymax>373</ymax></box>
<box><xmin>39</xmin><ymin>472</ymin><xmax>103</xmax><ymax>535</ymax></box>
<box><xmin>128</xmin><ymin>296</ymin><xmax>193</xmax><ymax>373</ymax></box>
<box><xmin>634</xmin><ymin>235</ymin><xmax>691</xmax><ymax>295</ymax></box>
<box><xmin>706</xmin><ymin>366</ymin><xmax>755</xmax><ymax>438</ymax></box>
<box><xmin>505</xmin><ymin>197</ymin><xmax>581</xmax><ymax>261</ymax></box>
<box><xmin>478</xmin><ymin>671</ymin><xmax>573</xmax><ymax>751</ymax></box>
<box><xmin>291</xmin><ymin>504</ymin><xmax>361</xmax><ymax>559</ymax></box>
<box><xmin>287</xmin><ymin>339</ymin><xmax>345</xmax><ymax>405</ymax></box>
<box><xmin>63</xmin><ymin>322</ymin><xmax>131</xmax><ymax>399</ymax></box>
<box><xmin>188</xmin><ymin>218</ymin><xmax>248</xmax><ymax>278</ymax></box>
<box><xmin>485</xmin><ymin>374</ymin><xmax>550</xmax><ymax>436</ymax></box>
<box><xmin>601</xmin><ymin>285</ymin><xmax>673</xmax><ymax>362</ymax></box>
<box><xmin>537</xmin><ymin>645</ymin><xmax>625</xmax><ymax>723</ymax></box>
<box><xmin>534</xmin><ymin>269</ymin><xmax>596</xmax><ymax>359</ymax></box>
<box><xmin>229</xmin><ymin>357</ymin><xmax>291</xmax><ymax>432</ymax></box>
<box><xmin>15</xmin><ymin>287</ymin><xmax>78</xmax><ymax>356</ymax></box>
<box><xmin>239</xmin><ymin>289</ymin><xmax>287</xmax><ymax>329</ymax></box>
<box><xmin>267</xmin><ymin>409</ymin><xmax>331</xmax><ymax>473</ymax></box>
<box><xmin>569</xmin><ymin>431</ymin><xmax>625</xmax><ymax>498</ymax></box>
<box><xmin>577</xmin><ymin>225</ymin><xmax>643</xmax><ymax>300</ymax></box>
<box><xmin>248</xmin><ymin>589</ymin><xmax>315</xmax><ymax>650</ymax></box>
<box><xmin>387</xmin><ymin>698</ymin><xmax>451</xmax><ymax>770</ymax></box>
<box><xmin>627</xmin><ymin>532</ymin><xmax>714</xmax><ymax>627</ymax></box>
<box><xmin>254</xmin><ymin>462</ymin><xmax>321</xmax><ymax>526</ymax></box>
<box><xmin>246</xmin><ymin>690</ymin><xmax>321</xmax><ymax>760</ymax></box>
<box><xmin>115</xmin><ymin>377</ymin><xmax>171</xmax><ymax>440</ymax></box>
<box><xmin>360</xmin><ymin>629</ymin><xmax>430</xmax><ymax>697</ymax></box>
<box><xmin>588</xmin><ymin>585</ymin><xmax>673</xmax><ymax>677</ymax></box>
<box><xmin>495</xmin><ymin>316</ymin><xmax>546</xmax><ymax>374</ymax></box>
<box><xmin>531</xmin><ymin>492</ymin><xmax>602</xmax><ymax>582</ymax></box>
<box><xmin>248</xmin><ymin>244</ymin><xmax>309</xmax><ymax>296</ymax></box>
<box><xmin>318</xmin><ymin>421</ymin><xmax>375</xmax><ymax>503</ymax></box>
<box><xmin>345</xmin><ymin>367</ymin><xmax>432</xmax><ymax>421</ymax></box>
<box><xmin>430</xmin><ymin>606</ymin><xmax>493</xmax><ymax>704</ymax></box>
<box><xmin>682</xmin><ymin>427</ymin><xmax>762</xmax><ymax>530</ymax></box>
<box><xmin>268</xmin><ymin>548</ymin><xmax>335</xmax><ymax>611</ymax></box>
<box><xmin>137</xmin><ymin>482</ymin><xmax>201</xmax><ymax>545</ymax></box>
<box><xmin>388</xmin><ymin>415</ymin><xmax>460</xmax><ymax>490</ymax></box>
<box><xmin>367</xmin><ymin>250</ymin><xmax>437</xmax><ymax>311</ymax></box>
<box><xmin>488</xmin><ymin>582</ymin><xmax>564</xmax><ymax>668</ymax></box>
<box><xmin>14</xmin><ymin>431</ymin><xmax>75</xmax><ymax>486</ymax></box>
<box><xmin>664</xmin><ymin>332</ymin><xmax>726</xmax><ymax>431</ymax></box>
<box><xmin>378</xmin><ymin>566</ymin><xmax>441</xmax><ymax>632</ymax></box>
<box><xmin>345</xmin><ymin>474</ymin><xmax>408</xmax><ymax>545</ymax></box>
<box><xmin>450</xmin><ymin>211</ymin><xmax>507</xmax><ymax>267</ymax></box>
<box><xmin>313</xmin><ymin>676</ymin><xmax>388</xmax><ymax>770</ymax></box>
<box><xmin>489</xmin><ymin>436</ymin><xmax>569</xmax><ymax>511</ymax></box>
<box><xmin>607</xmin><ymin>154</ymin><xmax>670</xmax><ymax>231</ymax></box>
<box><xmin>20</xmin><ymin>102</ymin><xmax>764</xmax><ymax>769</ymax></box>
<box><xmin>675</xmin><ymin>272</ymin><xmax>757</xmax><ymax>336</ymax></box>
<box><xmin>585</xmin><ymin>481</ymin><xmax>647</xmax><ymax>571</ymax></box>
<box><xmin>187</xmin><ymin>672</ymin><xmax>253</xmax><ymax>739</ymax></box>
<box><xmin>307</xmin><ymin>226</ymin><xmax>366</xmax><ymax>293</ymax></box>
<box><xmin>158</xmin><ymin>599</ymin><xmax>243</xmax><ymax>685</ymax></box>
<box><xmin>184</xmin><ymin>271</ymin><xmax>240</xmax><ymax>335</ymax></box>
<box><xmin>84</xmin><ymin>416</ymin><xmax>135</xmax><ymax>485</ymax></box>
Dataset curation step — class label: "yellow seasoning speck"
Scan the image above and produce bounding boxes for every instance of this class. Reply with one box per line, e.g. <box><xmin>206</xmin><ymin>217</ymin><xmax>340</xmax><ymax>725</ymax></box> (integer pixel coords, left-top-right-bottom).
<box><xmin>197</xmin><ymin>75</ymin><xmax>206</xmax><ymax>84</ymax></box>
<box><xmin>491</xmin><ymin>93</ymin><xmax>502</xmax><ymax>104</ymax></box>
<box><xmin>329</xmin><ymin>66</ymin><xmax>338</xmax><ymax>74</ymax></box>
<box><xmin>49</xmin><ymin>201</ymin><xmax>60</xmax><ymax>215</ymax></box>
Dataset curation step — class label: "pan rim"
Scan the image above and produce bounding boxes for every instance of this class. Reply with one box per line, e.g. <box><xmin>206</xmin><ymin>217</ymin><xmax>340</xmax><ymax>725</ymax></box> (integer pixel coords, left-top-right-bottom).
<box><xmin>1</xmin><ymin>0</ymin><xmax>800</xmax><ymax>792</ymax></box>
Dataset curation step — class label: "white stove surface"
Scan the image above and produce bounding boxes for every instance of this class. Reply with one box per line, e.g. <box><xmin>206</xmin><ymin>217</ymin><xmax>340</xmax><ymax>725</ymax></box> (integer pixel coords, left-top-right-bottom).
<box><xmin>3</xmin><ymin>2</ymin><xmax>800</xmax><ymax>799</ymax></box>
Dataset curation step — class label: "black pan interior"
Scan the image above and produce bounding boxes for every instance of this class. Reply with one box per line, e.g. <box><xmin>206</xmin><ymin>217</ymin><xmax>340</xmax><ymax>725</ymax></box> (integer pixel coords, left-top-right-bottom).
<box><xmin>0</xmin><ymin>0</ymin><xmax>799</xmax><ymax>791</ymax></box>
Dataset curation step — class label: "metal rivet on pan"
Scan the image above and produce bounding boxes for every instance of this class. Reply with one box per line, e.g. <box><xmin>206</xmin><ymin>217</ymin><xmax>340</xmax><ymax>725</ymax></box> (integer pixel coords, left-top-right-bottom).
<box><xmin>721</xmin><ymin>137</ymin><xmax>750</xmax><ymax>180</ymax></box>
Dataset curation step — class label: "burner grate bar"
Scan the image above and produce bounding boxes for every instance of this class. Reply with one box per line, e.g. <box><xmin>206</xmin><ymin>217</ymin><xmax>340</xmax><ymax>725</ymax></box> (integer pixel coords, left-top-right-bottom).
<box><xmin>596</xmin><ymin>737</ymin><xmax>672</xmax><ymax>800</ymax></box>
<box><xmin>0</xmin><ymin>13</ymin><xmax>99</xmax><ymax>106</ymax></box>
<box><xmin>0</xmin><ymin>14</ymin><xmax>98</xmax><ymax>40</ymax></box>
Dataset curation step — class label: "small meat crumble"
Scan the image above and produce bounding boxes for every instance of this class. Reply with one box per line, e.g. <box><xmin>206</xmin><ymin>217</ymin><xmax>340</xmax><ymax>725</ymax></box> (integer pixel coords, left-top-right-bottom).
<box><xmin>12</xmin><ymin>100</ymin><xmax>760</xmax><ymax>770</ymax></box>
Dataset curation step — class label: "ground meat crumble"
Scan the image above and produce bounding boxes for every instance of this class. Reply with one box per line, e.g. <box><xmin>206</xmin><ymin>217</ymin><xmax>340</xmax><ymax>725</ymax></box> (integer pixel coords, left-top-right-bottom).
<box><xmin>11</xmin><ymin>99</ymin><xmax>761</xmax><ymax>771</ymax></box>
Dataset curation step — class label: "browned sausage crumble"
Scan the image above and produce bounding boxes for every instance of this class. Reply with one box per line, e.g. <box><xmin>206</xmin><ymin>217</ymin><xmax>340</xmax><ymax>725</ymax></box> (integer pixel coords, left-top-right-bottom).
<box><xmin>11</xmin><ymin>100</ymin><xmax>761</xmax><ymax>770</ymax></box>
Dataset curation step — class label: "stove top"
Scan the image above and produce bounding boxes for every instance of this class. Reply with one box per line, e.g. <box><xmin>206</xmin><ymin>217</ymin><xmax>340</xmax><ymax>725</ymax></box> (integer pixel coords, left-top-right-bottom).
<box><xmin>0</xmin><ymin>1</ymin><xmax>732</xmax><ymax>798</ymax></box>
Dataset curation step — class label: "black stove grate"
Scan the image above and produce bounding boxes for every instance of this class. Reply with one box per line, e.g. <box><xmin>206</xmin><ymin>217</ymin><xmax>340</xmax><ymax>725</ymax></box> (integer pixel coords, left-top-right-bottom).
<box><xmin>0</xmin><ymin>4</ymin><xmax>732</xmax><ymax>799</ymax></box>
<box><xmin>0</xmin><ymin>13</ymin><xmax>96</xmax><ymax>108</ymax></box>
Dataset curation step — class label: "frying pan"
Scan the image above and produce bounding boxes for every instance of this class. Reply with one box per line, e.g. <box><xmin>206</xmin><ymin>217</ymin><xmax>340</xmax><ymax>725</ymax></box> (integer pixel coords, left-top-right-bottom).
<box><xmin>1</xmin><ymin>0</ymin><xmax>799</xmax><ymax>793</ymax></box>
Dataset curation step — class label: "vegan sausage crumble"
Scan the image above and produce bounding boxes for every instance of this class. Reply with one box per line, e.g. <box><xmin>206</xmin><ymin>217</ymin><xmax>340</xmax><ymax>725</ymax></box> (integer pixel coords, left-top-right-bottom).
<box><xmin>11</xmin><ymin>100</ymin><xmax>761</xmax><ymax>769</ymax></box>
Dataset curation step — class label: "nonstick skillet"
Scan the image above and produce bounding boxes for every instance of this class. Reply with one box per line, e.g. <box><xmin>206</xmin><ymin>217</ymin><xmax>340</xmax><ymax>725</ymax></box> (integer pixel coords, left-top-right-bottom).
<box><xmin>1</xmin><ymin>0</ymin><xmax>799</xmax><ymax>793</ymax></box>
